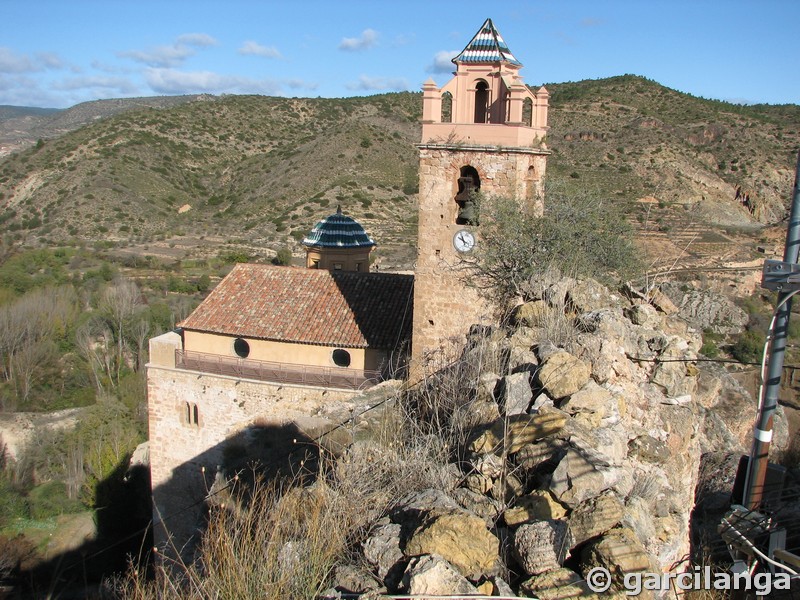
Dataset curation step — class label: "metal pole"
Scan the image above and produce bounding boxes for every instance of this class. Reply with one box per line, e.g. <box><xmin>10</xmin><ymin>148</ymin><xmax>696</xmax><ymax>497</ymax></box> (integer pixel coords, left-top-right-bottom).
<box><xmin>744</xmin><ymin>150</ymin><xmax>800</xmax><ymax>510</ymax></box>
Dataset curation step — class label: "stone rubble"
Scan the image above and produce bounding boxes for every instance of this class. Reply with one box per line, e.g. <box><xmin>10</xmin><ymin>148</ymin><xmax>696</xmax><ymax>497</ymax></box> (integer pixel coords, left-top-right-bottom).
<box><xmin>323</xmin><ymin>278</ymin><xmax>786</xmax><ymax>597</ymax></box>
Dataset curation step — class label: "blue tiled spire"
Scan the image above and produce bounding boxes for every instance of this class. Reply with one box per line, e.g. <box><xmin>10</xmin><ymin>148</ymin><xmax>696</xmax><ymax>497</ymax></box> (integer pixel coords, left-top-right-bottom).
<box><xmin>302</xmin><ymin>206</ymin><xmax>376</xmax><ymax>249</ymax></box>
<box><xmin>452</xmin><ymin>18</ymin><xmax>522</xmax><ymax>66</ymax></box>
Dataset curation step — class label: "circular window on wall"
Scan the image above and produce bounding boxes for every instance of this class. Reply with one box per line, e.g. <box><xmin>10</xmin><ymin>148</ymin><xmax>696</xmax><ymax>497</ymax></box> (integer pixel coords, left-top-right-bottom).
<box><xmin>233</xmin><ymin>338</ymin><xmax>250</xmax><ymax>358</ymax></box>
<box><xmin>332</xmin><ymin>348</ymin><xmax>351</xmax><ymax>367</ymax></box>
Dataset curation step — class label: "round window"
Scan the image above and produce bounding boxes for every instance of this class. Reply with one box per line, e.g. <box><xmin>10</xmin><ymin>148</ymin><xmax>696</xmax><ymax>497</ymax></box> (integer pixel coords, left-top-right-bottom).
<box><xmin>332</xmin><ymin>348</ymin><xmax>351</xmax><ymax>367</ymax></box>
<box><xmin>233</xmin><ymin>338</ymin><xmax>250</xmax><ymax>358</ymax></box>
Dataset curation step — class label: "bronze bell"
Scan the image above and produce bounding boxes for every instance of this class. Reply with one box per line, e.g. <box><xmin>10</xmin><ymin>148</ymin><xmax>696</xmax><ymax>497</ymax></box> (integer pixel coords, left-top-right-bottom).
<box><xmin>457</xmin><ymin>199</ymin><xmax>478</xmax><ymax>225</ymax></box>
<box><xmin>456</xmin><ymin>175</ymin><xmax>479</xmax><ymax>225</ymax></box>
<box><xmin>455</xmin><ymin>176</ymin><xmax>475</xmax><ymax>202</ymax></box>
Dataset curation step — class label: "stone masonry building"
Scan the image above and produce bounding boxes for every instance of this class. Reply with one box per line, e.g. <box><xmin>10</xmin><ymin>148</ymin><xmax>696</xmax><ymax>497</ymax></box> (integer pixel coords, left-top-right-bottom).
<box><xmin>146</xmin><ymin>18</ymin><xmax>547</xmax><ymax>552</ymax></box>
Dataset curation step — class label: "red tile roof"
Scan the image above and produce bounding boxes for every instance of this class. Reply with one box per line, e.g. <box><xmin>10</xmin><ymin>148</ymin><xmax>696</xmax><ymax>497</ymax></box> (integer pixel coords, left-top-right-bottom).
<box><xmin>178</xmin><ymin>264</ymin><xmax>414</xmax><ymax>349</ymax></box>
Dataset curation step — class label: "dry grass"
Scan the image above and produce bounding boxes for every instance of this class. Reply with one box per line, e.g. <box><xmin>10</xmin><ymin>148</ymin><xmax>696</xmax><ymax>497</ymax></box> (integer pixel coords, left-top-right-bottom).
<box><xmin>114</xmin><ymin>376</ymin><xmax>467</xmax><ymax>598</ymax></box>
<box><xmin>117</xmin><ymin>475</ymin><xmax>347</xmax><ymax>599</ymax></box>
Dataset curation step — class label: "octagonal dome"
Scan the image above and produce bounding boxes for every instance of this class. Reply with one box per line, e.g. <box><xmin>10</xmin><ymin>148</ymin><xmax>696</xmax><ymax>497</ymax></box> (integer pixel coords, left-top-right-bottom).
<box><xmin>302</xmin><ymin>206</ymin><xmax>376</xmax><ymax>249</ymax></box>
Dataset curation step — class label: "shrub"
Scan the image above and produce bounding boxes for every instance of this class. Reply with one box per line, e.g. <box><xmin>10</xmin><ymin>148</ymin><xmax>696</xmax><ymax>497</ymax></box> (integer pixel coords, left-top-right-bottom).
<box><xmin>0</xmin><ymin>476</ymin><xmax>28</xmax><ymax>527</ymax></box>
<box><xmin>27</xmin><ymin>481</ymin><xmax>83</xmax><ymax>520</ymax></box>
<box><xmin>469</xmin><ymin>183</ymin><xmax>642</xmax><ymax>307</ymax></box>
<box><xmin>731</xmin><ymin>329</ymin><xmax>766</xmax><ymax>364</ymax></box>
<box><xmin>272</xmin><ymin>247</ymin><xmax>293</xmax><ymax>266</ymax></box>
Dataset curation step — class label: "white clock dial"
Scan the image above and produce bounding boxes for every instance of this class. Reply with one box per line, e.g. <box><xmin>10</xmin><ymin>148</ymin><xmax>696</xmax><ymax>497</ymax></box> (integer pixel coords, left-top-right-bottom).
<box><xmin>453</xmin><ymin>229</ymin><xmax>475</xmax><ymax>253</ymax></box>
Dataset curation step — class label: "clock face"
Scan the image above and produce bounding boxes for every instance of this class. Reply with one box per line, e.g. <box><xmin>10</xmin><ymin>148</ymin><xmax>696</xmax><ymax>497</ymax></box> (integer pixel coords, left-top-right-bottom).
<box><xmin>453</xmin><ymin>229</ymin><xmax>475</xmax><ymax>253</ymax></box>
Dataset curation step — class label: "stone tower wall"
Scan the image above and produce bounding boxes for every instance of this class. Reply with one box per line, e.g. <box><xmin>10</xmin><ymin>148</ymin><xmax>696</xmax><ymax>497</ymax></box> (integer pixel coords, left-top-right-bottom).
<box><xmin>410</xmin><ymin>145</ymin><xmax>548</xmax><ymax>377</ymax></box>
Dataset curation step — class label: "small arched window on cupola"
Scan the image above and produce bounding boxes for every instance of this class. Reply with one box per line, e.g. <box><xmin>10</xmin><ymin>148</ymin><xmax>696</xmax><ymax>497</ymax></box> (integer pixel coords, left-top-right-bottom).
<box><xmin>455</xmin><ymin>166</ymin><xmax>480</xmax><ymax>225</ymax></box>
<box><xmin>474</xmin><ymin>80</ymin><xmax>490</xmax><ymax>124</ymax></box>
<box><xmin>441</xmin><ymin>92</ymin><xmax>453</xmax><ymax>123</ymax></box>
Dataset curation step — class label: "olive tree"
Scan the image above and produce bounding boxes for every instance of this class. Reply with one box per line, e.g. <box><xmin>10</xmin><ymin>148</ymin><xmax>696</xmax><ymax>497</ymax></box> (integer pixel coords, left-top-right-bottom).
<box><xmin>466</xmin><ymin>183</ymin><xmax>642</xmax><ymax>308</ymax></box>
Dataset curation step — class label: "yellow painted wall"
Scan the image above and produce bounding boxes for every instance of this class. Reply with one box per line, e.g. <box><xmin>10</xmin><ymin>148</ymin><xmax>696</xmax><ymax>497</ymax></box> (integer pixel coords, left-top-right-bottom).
<box><xmin>304</xmin><ymin>246</ymin><xmax>372</xmax><ymax>271</ymax></box>
<box><xmin>183</xmin><ymin>329</ymin><xmax>387</xmax><ymax>371</ymax></box>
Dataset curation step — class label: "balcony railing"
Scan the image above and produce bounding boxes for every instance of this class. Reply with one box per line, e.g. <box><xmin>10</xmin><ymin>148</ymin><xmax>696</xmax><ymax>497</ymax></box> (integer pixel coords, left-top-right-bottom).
<box><xmin>175</xmin><ymin>349</ymin><xmax>381</xmax><ymax>391</ymax></box>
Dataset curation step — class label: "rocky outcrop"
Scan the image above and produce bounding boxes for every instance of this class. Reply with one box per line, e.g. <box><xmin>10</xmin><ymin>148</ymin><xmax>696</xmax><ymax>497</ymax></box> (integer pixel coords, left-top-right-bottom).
<box><xmin>659</xmin><ymin>281</ymin><xmax>748</xmax><ymax>334</ymax></box>
<box><xmin>322</xmin><ymin>277</ymin><xmax>784</xmax><ymax>596</ymax></box>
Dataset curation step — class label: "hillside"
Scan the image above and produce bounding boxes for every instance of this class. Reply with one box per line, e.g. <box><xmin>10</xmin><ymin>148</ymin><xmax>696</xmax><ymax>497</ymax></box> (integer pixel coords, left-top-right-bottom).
<box><xmin>0</xmin><ymin>76</ymin><xmax>798</xmax><ymax>270</ymax></box>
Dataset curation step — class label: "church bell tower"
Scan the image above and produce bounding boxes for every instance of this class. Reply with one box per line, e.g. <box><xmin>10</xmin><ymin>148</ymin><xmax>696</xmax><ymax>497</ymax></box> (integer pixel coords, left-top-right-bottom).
<box><xmin>410</xmin><ymin>18</ymin><xmax>550</xmax><ymax>376</ymax></box>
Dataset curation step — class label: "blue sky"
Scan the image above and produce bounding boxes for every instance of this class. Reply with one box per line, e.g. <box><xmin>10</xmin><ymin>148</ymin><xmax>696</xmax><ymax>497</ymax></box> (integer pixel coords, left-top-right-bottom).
<box><xmin>1</xmin><ymin>0</ymin><xmax>798</xmax><ymax>109</ymax></box>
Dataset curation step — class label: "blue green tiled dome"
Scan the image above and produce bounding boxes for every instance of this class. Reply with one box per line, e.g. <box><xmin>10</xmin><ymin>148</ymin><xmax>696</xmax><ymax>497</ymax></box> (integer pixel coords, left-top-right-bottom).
<box><xmin>302</xmin><ymin>206</ymin><xmax>376</xmax><ymax>249</ymax></box>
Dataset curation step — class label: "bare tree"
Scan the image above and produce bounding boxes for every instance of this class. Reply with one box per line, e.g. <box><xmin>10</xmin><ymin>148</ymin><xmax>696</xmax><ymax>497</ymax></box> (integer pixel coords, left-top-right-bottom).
<box><xmin>100</xmin><ymin>278</ymin><xmax>141</xmax><ymax>385</ymax></box>
<box><xmin>129</xmin><ymin>317</ymin><xmax>151</xmax><ymax>372</ymax></box>
<box><xmin>76</xmin><ymin>316</ymin><xmax>115</xmax><ymax>394</ymax></box>
<box><xmin>0</xmin><ymin>287</ymin><xmax>78</xmax><ymax>396</ymax></box>
<box><xmin>11</xmin><ymin>339</ymin><xmax>57</xmax><ymax>403</ymax></box>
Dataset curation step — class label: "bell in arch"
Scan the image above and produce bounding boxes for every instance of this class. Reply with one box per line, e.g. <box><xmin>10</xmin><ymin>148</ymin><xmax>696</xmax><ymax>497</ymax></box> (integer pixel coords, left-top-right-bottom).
<box><xmin>455</xmin><ymin>172</ymin><xmax>480</xmax><ymax>225</ymax></box>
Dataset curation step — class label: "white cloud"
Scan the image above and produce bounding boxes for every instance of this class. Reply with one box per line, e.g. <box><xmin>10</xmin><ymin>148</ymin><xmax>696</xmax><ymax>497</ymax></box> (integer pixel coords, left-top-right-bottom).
<box><xmin>118</xmin><ymin>33</ymin><xmax>217</xmax><ymax>68</ymax></box>
<box><xmin>177</xmin><ymin>33</ymin><xmax>218</xmax><ymax>47</ymax></box>
<box><xmin>52</xmin><ymin>75</ymin><xmax>139</xmax><ymax>95</ymax></box>
<box><xmin>0</xmin><ymin>48</ymin><xmax>38</xmax><ymax>73</ymax></box>
<box><xmin>427</xmin><ymin>50</ymin><xmax>458</xmax><ymax>74</ymax></box>
<box><xmin>286</xmin><ymin>78</ymin><xmax>319</xmax><ymax>91</ymax></box>
<box><xmin>238</xmin><ymin>41</ymin><xmax>283</xmax><ymax>59</ymax></box>
<box><xmin>0</xmin><ymin>47</ymin><xmax>66</xmax><ymax>74</ymax></box>
<box><xmin>36</xmin><ymin>52</ymin><xmax>65</xmax><ymax>70</ymax></box>
<box><xmin>338</xmin><ymin>29</ymin><xmax>378</xmax><ymax>51</ymax></box>
<box><xmin>345</xmin><ymin>75</ymin><xmax>409</xmax><ymax>92</ymax></box>
<box><xmin>91</xmin><ymin>60</ymin><xmax>134</xmax><ymax>75</ymax></box>
<box><xmin>119</xmin><ymin>44</ymin><xmax>195</xmax><ymax>68</ymax></box>
<box><xmin>144</xmin><ymin>68</ymin><xmax>282</xmax><ymax>96</ymax></box>
<box><xmin>0</xmin><ymin>74</ymin><xmax>63</xmax><ymax>107</ymax></box>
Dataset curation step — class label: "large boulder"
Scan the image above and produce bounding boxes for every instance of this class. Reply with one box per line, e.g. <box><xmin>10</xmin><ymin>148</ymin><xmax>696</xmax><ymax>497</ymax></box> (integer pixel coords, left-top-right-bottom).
<box><xmin>363</xmin><ymin>522</ymin><xmax>403</xmax><ymax>581</ymax></box>
<box><xmin>567</xmin><ymin>492</ymin><xmax>625</xmax><ymax>546</ymax></box>
<box><xmin>625</xmin><ymin>303</ymin><xmax>662</xmax><ymax>329</ymax></box>
<box><xmin>514</xmin><ymin>437</ymin><xmax>567</xmax><ymax>473</ymax></box>
<box><xmin>549</xmin><ymin>448</ymin><xmax>613</xmax><ymax>508</ymax></box>
<box><xmin>500</xmin><ymin>372</ymin><xmax>533</xmax><ymax>416</ymax></box>
<box><xmin>580</xmin><ymin>527</ymin><xmax>656</xmax><ymax>593</ymax></box>
<box><xmin>402</xmin><ymin>554</ymin><xmax>479</xmax><ymax>595</ymax></box>
<box><xmin>519</xmin><ymin>567</ymin><xmax>593</xmax><ymax>600</ymax></box>
<box><xmin>651</xmin><ymin>337</ymin><xmax>698</xmax><ymax>398</ymax></box>
<box><xmin>559</xmin><ymin>380</ymin><xmax>613</xmax><ymax>427</ymax></box>
<box><xmin>451</xmin><ymin>487</ymin><xmax>501</xmax><ymax>526</ymax></box>
<box><xmin>566</xmin><ymin>278</ymin><xmax>621</xmax><ymax>314</ymax></box>
<box><xmin>513</xmin><ymin>301</ymin><xmax>549</xmax><ymax>327</ymax></box>
<box><xmin>403</xmin><ymin>509</ymin><xmax>499</xmax><ymax>578</ymax></box>
<box><xmin>504</xmin><ymin>490</ymin><xmax>567</xmax><ymax>526</ymax></box>
<box><xmin>536</xmin><ymin>351</ymin><xmax>591</xmax><ymax>399</ymax></box>
<box><xmin>468</xmin><ymin>412</ymin><xmax>567</xmax><ymax>455</ymax></box>
<box><xmin>512</xmin><ymin>520</ymin><xmax>573</xmax><ymax>576</ymax></box>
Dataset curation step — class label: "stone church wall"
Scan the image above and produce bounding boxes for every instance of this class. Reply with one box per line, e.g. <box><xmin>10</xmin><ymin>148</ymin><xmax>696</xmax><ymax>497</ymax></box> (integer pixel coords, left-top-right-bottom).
<box><xmin>147</xmin><ymin>332</ymin><xmax>359</xmax><ymax>552</ymax></box>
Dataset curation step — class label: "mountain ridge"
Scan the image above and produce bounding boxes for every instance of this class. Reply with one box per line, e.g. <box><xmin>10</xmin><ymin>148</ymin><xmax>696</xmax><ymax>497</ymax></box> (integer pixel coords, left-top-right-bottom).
<box><xmin>0</xmin><ymin>75</ymin><xmax>798</xmax><ymax>270</ymax></box>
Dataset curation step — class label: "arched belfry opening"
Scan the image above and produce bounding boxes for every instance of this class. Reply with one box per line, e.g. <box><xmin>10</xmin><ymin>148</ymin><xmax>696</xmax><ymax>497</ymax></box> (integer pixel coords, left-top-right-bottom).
<box><xmin>441</xmin><ymin>92</ymin><xmax>453</xmax><ymax>123</ymax></box>
<box><xmin>522</xmin><ymin>97</ymin><xmax>533</xmax><ymax>127</ymax></box>
<box><xmin>474</xmin><ymin>80</ymin><xmax>490</xmax><ymax>124</ymax></box>
<box><xmin>455</xmin><ymin>166</ymin><xmax>480</xmax><ymax>225</ymax></box>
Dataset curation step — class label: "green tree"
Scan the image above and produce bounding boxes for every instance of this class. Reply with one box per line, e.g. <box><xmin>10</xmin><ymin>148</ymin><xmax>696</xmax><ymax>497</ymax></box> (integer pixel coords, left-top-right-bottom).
<box><xmin>468</xmin><ymin>183</ymin><xmax>642</xmax><ymax>307</ymax></box>
<box><xmin>272</xmin><ymin>247</ymin><xmax>293</xmax><ymax>266</ymax></box>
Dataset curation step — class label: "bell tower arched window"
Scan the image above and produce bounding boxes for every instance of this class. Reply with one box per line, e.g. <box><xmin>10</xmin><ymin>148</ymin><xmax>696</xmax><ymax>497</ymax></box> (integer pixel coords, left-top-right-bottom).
<box><xmin>441</xmin><ymin>92</ymin><xmax>452</xmax><ymax>123</ymax></box>
<box><xmin>474</xmin><ymin>81</ymin><xmax>490</xmax><ymax>124</ymax></box>
<box><xmin>522</xmin><ymin>98</ymin><xmax>533</xmax><ymax>127</ymax></box>
<box><xmin>455</xmin><ymin>166</ymin><xmax>480</xmax><ymax>225</ymax></box>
